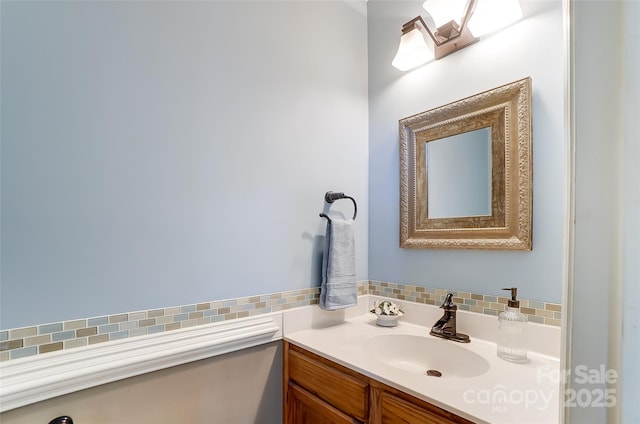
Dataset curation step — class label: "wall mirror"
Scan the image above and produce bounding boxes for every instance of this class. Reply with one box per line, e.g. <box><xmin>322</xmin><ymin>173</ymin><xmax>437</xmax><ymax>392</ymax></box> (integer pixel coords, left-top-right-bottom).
<box><xmin>399</xmin><ymin>77</ymin><xmax>532</xmax><ymax>250</ymax></box>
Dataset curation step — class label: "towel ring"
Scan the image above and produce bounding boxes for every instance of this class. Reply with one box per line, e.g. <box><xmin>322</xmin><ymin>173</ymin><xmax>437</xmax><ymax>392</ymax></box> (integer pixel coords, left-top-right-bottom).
<box><xmin>319</xmin><ymin>191</ymin><xmax>357</xmax><ymax>222</ymax></box>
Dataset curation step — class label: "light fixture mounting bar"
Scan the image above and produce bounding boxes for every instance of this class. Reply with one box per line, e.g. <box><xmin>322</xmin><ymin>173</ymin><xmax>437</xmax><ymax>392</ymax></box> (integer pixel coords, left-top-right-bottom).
<box><xmin>400</xmin><ymin>16</ymin><xmax>430</xmax><ymax>35</ymax></box>
<box><xmin>399</xmin><ymin>12</ymin><xmax>478</xmax><ymax>61</ymax></box>
<box><xmin>433</xmin><ymin>24</ymin><xmax>478</xmax><ymax>59</ymax></box>
<box><xmin>403</xmin><ymin>0</ymin><xmax>480</xmax><ymax>61</ymax></box>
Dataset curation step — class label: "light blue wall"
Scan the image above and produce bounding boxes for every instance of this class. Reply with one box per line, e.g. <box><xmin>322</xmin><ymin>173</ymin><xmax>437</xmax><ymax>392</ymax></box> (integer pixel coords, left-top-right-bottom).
<box><xmin>367</xmin><ymin>0</ymin><xmax>565</xmax><ymax>303</ymax></box>
<box><xmin>0</xmin><ymin>1</ymin><xmax>369</xmax><ymax>329</ymax></box>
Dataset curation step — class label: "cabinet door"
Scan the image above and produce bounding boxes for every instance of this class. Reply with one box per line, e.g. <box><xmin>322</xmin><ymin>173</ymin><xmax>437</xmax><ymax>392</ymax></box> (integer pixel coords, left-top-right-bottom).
<box><xmin>287</xmin><ymin>382</ymin><xmax>360</xmax><ymax>424</ymax></box>
<box><xmin>287</xmin><ymin>346</ymin><xmax>368</xmax><ymax>421</ymax></box>
<box><xmin>380</xmin><ymin>391</ymin><xmax>461</xmax><ymax>424</ymax></box>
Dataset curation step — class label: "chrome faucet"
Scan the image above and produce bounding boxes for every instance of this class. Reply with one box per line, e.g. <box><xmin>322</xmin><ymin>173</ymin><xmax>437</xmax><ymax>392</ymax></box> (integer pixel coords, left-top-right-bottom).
<box><xmin>429</xmin><ymin>293</ymin><xmax>470</xmax><ymax>343</ymax></box>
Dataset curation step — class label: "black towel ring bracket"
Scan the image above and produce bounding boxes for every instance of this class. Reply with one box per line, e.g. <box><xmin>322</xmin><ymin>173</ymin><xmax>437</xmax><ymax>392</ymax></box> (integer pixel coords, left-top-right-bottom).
<box><xmin>319</xmin><ymin>191</ymin><xmax>357</xmax><ymax>222</ymax></box>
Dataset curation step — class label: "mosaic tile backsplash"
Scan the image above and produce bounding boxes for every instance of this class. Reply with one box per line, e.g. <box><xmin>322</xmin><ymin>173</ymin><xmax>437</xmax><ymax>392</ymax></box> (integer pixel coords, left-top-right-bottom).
<box><xmin>368</xmin><ymin>281</ymin><xmax>562</xmax><ymax>326</ymax></box>
<box><xmin>0</xmin><ymin>280</ymin><xmax>561</xmax><ymax>362</ymax></box>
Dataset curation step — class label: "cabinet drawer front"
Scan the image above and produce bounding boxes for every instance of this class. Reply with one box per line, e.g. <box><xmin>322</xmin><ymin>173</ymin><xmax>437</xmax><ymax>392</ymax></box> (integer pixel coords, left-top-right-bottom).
<box><xmin>287</xmin><ymin>382</ymin><xmax>360</xmax><ymax>424</ymax></box>
<box><xmin>380</xmin><ymin>392</ymin><xmax>462</xmax><ymax>424</ymax></box>
<box><xmin>288</xmin><ymin>349</ymin><xmax>368</xmax><ymax>421</ymax></box>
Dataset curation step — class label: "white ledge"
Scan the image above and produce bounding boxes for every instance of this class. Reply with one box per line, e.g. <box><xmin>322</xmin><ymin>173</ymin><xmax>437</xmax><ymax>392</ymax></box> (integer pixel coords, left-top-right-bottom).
<box><xmin>0</xmin><ymin>314</ymin><xmax>282</xmax><ymax>412</ymax></box>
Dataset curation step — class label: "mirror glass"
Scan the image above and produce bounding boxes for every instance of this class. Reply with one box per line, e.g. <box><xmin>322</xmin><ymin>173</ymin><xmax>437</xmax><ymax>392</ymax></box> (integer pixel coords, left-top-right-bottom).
<box><xmin>399</xmin><ymin>77</ymin><xmax>532</xmax><ymax>250</ymax></box>
<box><xmin>426</xmin><ymin>128</ymin><xmax>492</xmax><ymax>219</ymax></box>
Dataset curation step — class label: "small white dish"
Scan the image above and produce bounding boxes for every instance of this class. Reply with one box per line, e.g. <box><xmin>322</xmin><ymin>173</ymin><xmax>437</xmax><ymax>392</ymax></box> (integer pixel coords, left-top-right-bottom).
<box><xmin>375</xmin><ymin>313</ymin><xmax>402</xmax><ymax>327</ymax></box>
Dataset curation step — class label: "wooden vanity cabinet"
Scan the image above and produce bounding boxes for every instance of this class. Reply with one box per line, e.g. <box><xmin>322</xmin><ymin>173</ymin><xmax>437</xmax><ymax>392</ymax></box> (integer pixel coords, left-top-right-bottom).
<box><xmin>370</xmin><ymin>386</ymin><xmax>474</xmax><ymax>424</ymax></box>
<box><xmin>283</xmin><ymin>341</ymin><xmax>474</xmax><ymax>424</ymax></box>
<box><xmin>285</xmin><ymin>341</ymin><xmax>369</xmax><ymax>423</ymax></box>
<box><xmin>287</xmin><ymin>382</ymin><xmax>358</xmax><ymax>424</ymax></box>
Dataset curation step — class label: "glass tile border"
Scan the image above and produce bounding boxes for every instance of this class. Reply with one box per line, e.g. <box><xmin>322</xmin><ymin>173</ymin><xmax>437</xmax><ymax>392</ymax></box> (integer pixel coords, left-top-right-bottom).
<box><xmin>1</xmin><ymin>280</ymin><xmax>561</xmax><ymax>362</ymax></box>
<box><xmin>368</xmin><ymin>280</ymin><xmax>562</xmax><ymax>327</ymax></box>
<box><xmin>0</xmin><ymin>283</ymin><xmax>368</xmax><ymax>362</ymax></box>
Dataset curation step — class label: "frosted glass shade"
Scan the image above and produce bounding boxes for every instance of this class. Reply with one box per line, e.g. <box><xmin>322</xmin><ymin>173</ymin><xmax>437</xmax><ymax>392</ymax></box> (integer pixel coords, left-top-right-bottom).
<box><xmin>467</xmin><ymin>0</ymin><xmax>523</xmax><ymax>37</ymax></box>
<box><xmin>391</xmin><ymin>28</ymin><xmax>434</xmax><ymax>71</ymax></box>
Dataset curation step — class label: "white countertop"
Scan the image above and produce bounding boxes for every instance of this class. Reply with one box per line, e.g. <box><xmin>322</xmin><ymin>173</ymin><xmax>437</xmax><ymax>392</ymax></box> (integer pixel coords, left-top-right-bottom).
<box><xmin>283</xmin><ymin>296</ymin><xmax>561</xmax><ymax>424</ymax></box>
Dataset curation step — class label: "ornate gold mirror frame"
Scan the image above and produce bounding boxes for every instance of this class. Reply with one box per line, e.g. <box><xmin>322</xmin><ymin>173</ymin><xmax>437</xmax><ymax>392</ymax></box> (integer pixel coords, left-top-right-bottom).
<box><xmin>399</xmin><ymin>77</ymin><xmax>532</xmax><ymax>250</ymax></box>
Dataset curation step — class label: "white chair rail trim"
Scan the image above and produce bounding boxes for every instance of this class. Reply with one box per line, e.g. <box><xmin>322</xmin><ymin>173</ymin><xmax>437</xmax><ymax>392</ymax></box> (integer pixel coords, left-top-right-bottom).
<box><xmin>0</xmin><ymin>314</ymin><xmax>282</xmax><ymax>412</ymax></box>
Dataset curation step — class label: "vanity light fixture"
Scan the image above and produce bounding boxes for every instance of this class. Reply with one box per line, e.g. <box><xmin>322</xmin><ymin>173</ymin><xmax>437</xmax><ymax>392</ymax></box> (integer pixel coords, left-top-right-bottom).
<box><xmin>392</xmin><ymin>0</ymin><xmax>523</xmax><ymax>71</ymax></box>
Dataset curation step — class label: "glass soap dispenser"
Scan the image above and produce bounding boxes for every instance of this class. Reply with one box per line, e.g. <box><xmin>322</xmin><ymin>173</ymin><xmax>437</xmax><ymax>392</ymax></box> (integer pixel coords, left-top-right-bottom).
<box><xmin>497</xmin><ymin>287</ymin><xmax>528</xmax><ymax>363</ymax></box>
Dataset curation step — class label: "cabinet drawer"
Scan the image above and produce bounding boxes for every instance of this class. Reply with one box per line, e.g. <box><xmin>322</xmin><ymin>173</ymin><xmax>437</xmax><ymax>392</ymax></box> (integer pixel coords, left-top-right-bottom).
<box><xmin>288</xmin><ymin>348</ymin><xmax>368</xmax><ymax>421</ymax></box>
<box><xmin>287</xmin><ymin>382</ymin><xmax>360</xmax><ymax>424</ymax></box>
<box><xmin>380</xmin><ymin>391</ymin><xmax>467</xmax><ymax>424</ymax></box>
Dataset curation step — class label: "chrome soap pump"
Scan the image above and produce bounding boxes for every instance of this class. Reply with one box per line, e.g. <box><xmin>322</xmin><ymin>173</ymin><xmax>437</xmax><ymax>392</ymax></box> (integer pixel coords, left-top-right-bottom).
<box><xmin>497</xmin><ymin>287</ymin><xmax>528</xmax><ymax>363</ymax></box>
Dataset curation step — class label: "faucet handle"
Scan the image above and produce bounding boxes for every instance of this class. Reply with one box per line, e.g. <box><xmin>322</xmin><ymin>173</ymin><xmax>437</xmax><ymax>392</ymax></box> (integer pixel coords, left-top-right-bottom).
<box><xmin>440</xmin><ymin>293</ymin><xmax>457</xmax><ymax>310</ymax></box>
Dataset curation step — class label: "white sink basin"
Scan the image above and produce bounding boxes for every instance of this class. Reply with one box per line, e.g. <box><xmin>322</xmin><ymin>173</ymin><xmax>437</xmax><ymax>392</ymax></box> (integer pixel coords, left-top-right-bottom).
<box><xmin>362</xmin><ymin>334</ymin><xmax>490</xmax><ymax>379</ymax></box>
